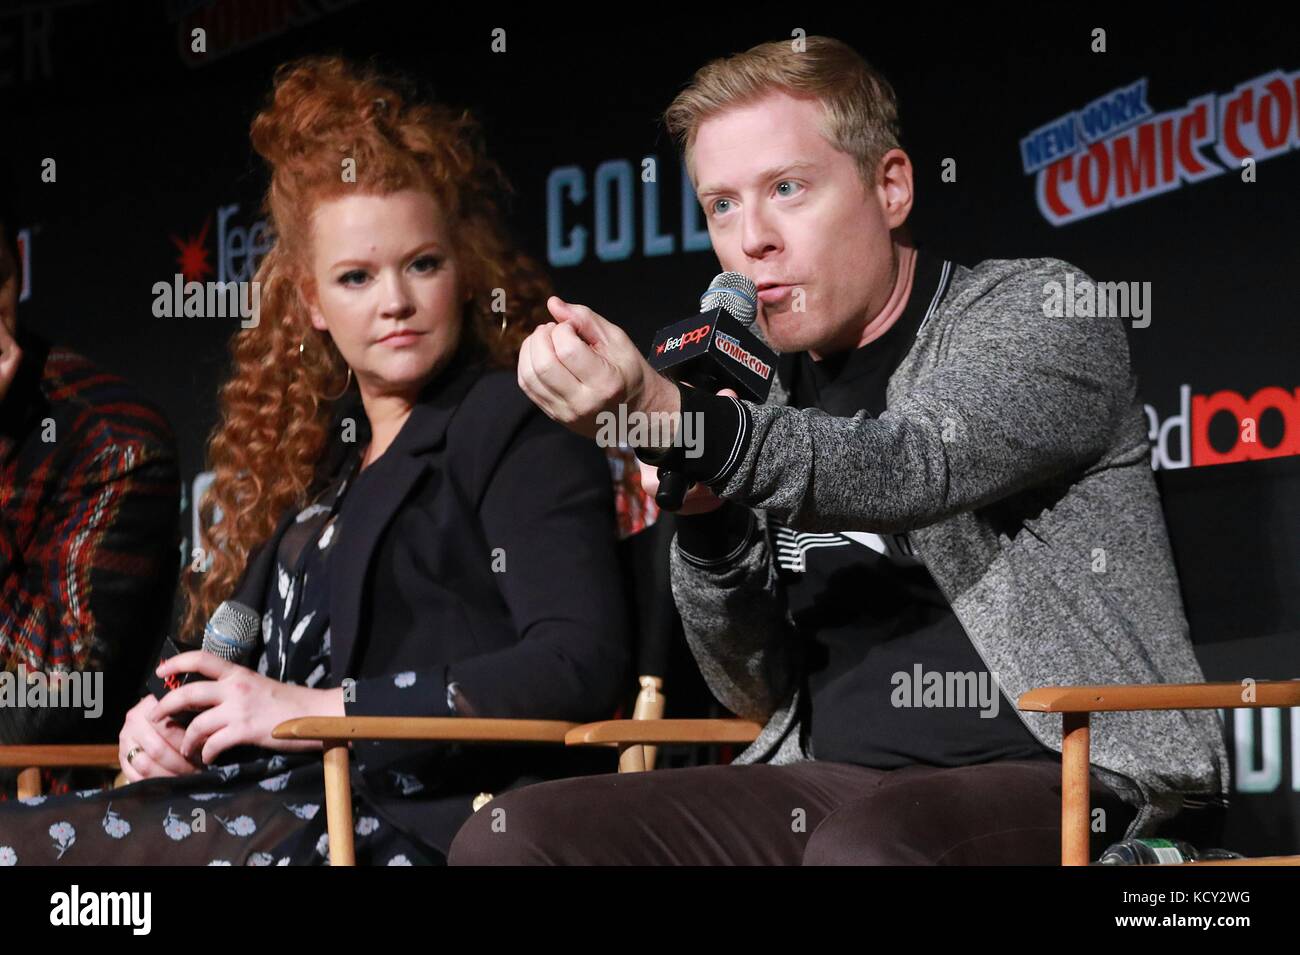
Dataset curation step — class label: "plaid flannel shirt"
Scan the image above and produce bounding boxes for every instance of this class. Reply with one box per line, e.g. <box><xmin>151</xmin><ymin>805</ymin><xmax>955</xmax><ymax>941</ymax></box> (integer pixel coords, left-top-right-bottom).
<box><xmin>0</xmin><ymin>327</ymin><xmax>179</xmax><ymax>745</ymax></box>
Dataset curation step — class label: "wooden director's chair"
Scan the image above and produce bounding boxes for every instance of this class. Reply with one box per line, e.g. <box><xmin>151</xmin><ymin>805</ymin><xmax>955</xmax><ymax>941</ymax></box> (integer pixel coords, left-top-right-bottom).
<box><xmin>1019</xmin><ymin>679</ymin><xmax>1300</xmax><ymax>866</ymax></box>
<box><xmin>271</xmin><ymin>679</ymin><xmax>762</xmax><ymax>864</ymax></box>
<box><xmin>0</xmin><ymin>675</ymin><xmax>762</xmax><ymax>865</ymax></box>
<box><xmin>0</xmin><ymin>745</ymin><xmax>124</xmax><ymax>801</ymax></box>
<box><xmin>292</xmin><ymin>675</ymin><xmax>1300</xmax><ymax>866</ymax></box>
<box><xmin>6</xmin><ymin>679</ymin><xmax>1300</xmax><ymax>867</ymax></box>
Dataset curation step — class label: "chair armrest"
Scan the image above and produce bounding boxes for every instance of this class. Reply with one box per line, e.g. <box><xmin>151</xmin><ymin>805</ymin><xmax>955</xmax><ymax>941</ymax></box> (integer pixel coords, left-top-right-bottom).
<box><xmin>564</xmin><ymin>718</ymin><xmax>763</xmax><ymax>747</ymax></box>
<box><xmin>272</xmin><ymin>718</ymin><xmax>575</xmax><ymax>869</ymax></box>
<box><xmin>0</xmin><ymin>744</ymin><xmax>121</xmax><ymax>769</ymax></box>
<box><xmin>1018</xmin><ymin>680</ymin><xmax>1300</xmax><ymax>714</ymax></box>
<box><xmin>272</xmin><ymin>716</ymin><xmax>577</xmax><ymax>744</ymax></box>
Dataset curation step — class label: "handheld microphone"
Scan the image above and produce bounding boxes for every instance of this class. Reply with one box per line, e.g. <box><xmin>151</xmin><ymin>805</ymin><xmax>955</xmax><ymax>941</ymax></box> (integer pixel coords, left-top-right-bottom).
<box><xmin>149</xmin><ymin>600</ymin><xmax>261</xmax><ymax>727</ymax></box>
<box><xmin>154</xmin><ymin>599</ymin><xmax>261</xmax><ymax>690</ymax></box>
<box><xmin>200</xmin><ymin>600</ymin><xmax>261</xmax><ymax>666</ymax></box>
<box><xmin>645</xmin><ymin>272</ymin><xmax>776</xmax><ymax>510</ymax></box>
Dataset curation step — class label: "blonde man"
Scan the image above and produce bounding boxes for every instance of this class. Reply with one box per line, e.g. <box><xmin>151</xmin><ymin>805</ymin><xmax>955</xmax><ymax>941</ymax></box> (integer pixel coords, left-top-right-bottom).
<box><xmin>453</xmin><ymin>36</ymin><xmax>1227</xmax><ymax>865</ymax></box>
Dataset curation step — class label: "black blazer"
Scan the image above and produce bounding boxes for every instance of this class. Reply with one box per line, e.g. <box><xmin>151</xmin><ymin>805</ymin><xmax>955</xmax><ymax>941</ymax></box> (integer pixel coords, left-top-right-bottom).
<box><xmin>228</xmin><ymin>340</ymin><xmax>631</xmax><ymax>855</ymax></box>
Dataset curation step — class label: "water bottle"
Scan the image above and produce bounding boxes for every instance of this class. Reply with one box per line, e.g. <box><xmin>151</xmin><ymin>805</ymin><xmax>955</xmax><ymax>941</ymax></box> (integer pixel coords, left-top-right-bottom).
<box><xmin>1097</xmin><ymin>838</ymin><xmax>1245</xmax><ymax>864</ymax></box>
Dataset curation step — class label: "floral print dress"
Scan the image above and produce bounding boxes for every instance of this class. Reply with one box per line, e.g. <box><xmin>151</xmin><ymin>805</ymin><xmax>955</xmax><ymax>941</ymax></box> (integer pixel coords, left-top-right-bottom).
<box><xmin>0</xmin><ymin>453</ymin><xmax>443</xmax><ymax>866</ymax></box>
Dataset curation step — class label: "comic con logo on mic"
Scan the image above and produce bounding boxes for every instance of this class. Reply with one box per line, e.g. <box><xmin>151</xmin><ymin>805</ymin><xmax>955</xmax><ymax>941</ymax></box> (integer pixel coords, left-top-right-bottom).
<box><xmin>714</xmin><ymin>330</ymin><xmax>773</xmax><ymax>381</ymax></box>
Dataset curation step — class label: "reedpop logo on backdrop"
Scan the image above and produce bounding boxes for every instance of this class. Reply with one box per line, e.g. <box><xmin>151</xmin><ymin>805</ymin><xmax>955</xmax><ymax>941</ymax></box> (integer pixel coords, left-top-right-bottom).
<box><xmin>157</xmin><ymin>202</ymin><xmax>270</xmax><ymax>326</ymax></box>
<box><xmin>166</xmin><ymin>201</ymin><xmax>271</xmax><ymax>288</ymax></box>
<box><xmin>160</xmin><ymin>201</ymin><xmax>270</xmax><ymax>571</ymax></box>
<box><xmin>1145</xmin><ymin>384</ymin><xmax>1300</xmax><ymax>470</ymax></box>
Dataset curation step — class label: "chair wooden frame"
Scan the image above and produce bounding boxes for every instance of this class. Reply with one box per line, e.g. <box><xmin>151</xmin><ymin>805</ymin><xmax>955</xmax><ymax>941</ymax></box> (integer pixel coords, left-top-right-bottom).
<box><xmin>1018</xmin><ymin>679</ymin><xmax>1300</xmax><ymax>866</ymax></box>
<box><xmin>556</xmin><ymin>679</ymin><xmax>1300</xmax><ymax>866</ymax></box>
<box><xmin>271</xmin><ymin>715</ymin><xmax>579</xmax><ymax>865</ymax></box>
<box><xmin>0</xmin><ymin>745</ymin><xmax>123</xmax><ymax>800</ymax></box>
<box><xmin>0</xmin><ymin>675</ymin><xmax>738</xmax><ymax>865</ymax></box>
<box><xmin>9</xmin><ymin>679</ymin><xmax>1298</xmax><ymax>867</ymax></box>
<box><xmin>268</xmin><ymin>710</ymin><xmax>762</xmax><ymax>864</ymax></box>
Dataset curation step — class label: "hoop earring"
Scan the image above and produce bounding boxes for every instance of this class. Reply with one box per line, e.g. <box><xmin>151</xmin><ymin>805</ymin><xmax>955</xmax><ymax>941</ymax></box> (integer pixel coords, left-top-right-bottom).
<box><xmin>325</xmin><ymin>367</ymin><xmax>353</xmax><ymax>401</ymax></box>
<box><xmin>499</xmin><ymin>314</ymin><xmax>507</xmax><ymax>336</ymax></box>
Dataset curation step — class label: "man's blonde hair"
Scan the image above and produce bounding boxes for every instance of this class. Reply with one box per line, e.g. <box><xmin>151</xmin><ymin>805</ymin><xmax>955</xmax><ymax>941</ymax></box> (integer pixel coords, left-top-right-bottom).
<box><xmin>663</xmin><ymin>36</ymin><xmax>902</xmax><ymax>187</ymax></box>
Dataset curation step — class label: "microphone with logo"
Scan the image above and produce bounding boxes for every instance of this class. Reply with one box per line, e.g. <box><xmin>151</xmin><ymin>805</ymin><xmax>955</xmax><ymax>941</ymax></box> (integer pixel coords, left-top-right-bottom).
<box><xmin>147</xmin><ymin>600</ymin><xmax>262</xmax><ymax>727</ymax></box>
<box><xmin>645</xmin><ymin>271</ymin><xmax>777</xmax><ymax>510</ymax></box>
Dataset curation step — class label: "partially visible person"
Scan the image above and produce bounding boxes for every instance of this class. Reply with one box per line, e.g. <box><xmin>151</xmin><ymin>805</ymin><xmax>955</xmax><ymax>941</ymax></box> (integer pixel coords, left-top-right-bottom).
<box><xmin>0</xmin><ymin>179</ymin><xmax>180</xmax><ymax>764</ymax></box>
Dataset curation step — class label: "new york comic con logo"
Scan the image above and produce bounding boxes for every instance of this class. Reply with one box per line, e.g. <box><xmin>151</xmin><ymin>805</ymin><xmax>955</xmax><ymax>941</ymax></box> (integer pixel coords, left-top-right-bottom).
<box><xmin>1020</xmin><ymin>70</ymin><xmax>1300</xmax><ymax>225</ymax></box>
<box><xmin>713</xmin><ymin>330</ymin><xmax>773</xmax><ymax>381</ymax></box>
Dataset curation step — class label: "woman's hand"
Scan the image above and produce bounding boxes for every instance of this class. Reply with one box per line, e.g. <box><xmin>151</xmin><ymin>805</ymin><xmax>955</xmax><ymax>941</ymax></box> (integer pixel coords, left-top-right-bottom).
<box><xmin>151</xmin><ymin>652</ymin><xmax>346</xmax><ymax>765</ymax></box>
<box><xmin>118</xmin><ymin>694</ymin><xmax>202</xmax><ymax>783</ymax></box>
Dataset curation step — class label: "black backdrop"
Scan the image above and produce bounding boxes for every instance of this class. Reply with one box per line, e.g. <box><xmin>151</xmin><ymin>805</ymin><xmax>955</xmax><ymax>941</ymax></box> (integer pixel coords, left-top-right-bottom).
<box><xmin>3</xmin><ymin>0</ymin><xmax>1297</xmax><ymax>855</ymax></box>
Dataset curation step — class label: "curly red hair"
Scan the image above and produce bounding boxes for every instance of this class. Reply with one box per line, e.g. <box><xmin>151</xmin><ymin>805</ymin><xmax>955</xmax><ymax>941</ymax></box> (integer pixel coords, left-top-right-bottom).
<box><xmin>179</xmin><ymin>55</ymin><xmax>558</xmax><ymax>643</ymax></box>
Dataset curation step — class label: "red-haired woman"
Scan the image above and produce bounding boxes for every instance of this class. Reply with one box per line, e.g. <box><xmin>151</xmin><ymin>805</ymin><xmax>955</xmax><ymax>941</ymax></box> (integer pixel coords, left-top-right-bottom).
<box><xmin>0</xmin><ymin>56</ymin><xmax>629</xmax><ymax>866</ymax></box>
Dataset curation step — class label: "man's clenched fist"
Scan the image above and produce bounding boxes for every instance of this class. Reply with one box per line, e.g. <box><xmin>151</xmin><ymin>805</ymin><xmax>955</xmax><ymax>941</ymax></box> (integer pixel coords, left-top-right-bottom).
<box><xmin>518</xmin><ymin>295</ymin><xmax>680</xmax><ymax>440</ymax></box>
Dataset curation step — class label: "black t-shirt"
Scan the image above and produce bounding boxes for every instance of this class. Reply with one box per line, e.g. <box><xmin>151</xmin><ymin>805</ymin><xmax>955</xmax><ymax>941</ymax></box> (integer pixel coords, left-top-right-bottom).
<box><xmin>777</xmin><ymin>249</ymin><xmax>1054</xmax><ymax>768</ymax></box>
